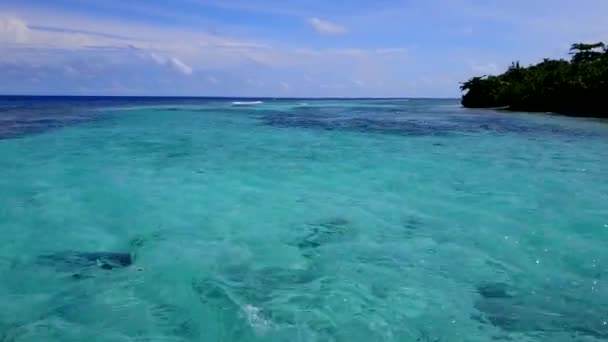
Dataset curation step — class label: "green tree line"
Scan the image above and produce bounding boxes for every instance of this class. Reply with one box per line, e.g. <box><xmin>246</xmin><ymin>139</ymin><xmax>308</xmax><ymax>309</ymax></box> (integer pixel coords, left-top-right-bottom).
<box><xmin>460</xmin><ymin>42</ymin><xmax>608</xmax><ymax>117</ymax></box>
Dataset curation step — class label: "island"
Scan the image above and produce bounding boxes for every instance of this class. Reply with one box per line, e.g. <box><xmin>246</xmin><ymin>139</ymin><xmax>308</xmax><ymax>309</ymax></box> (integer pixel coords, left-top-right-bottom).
<box><xmin>460</xmin><ymin>42</ymin><xmax>607</xmax><ymax>117</ymax></box>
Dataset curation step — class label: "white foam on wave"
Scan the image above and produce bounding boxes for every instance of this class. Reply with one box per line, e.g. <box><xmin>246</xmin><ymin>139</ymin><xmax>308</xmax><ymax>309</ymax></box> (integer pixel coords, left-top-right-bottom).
<box><xmin>242</xmin><ymin>304</ymin><xmax>273</xmax><ymax>334</ymax></box>
<box><xmin>232</xmin><ymin>101</ymin><xmax>264</xmax><ymax>106</ymax></box>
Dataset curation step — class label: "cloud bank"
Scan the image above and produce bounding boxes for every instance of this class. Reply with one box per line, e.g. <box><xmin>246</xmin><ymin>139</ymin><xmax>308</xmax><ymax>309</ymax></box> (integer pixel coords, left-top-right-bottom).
<box><xmin>1</xmin><ymin>0</ymin><xmax>607</xmax><ymax>97</ymax></box>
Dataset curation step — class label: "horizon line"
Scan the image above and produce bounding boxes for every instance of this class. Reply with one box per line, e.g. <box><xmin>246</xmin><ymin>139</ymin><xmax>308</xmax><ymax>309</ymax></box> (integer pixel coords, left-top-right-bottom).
<box><xmin>0</xmin><ymin>94</ymin><xmax>460</xmax><ymax>100</ymax></box>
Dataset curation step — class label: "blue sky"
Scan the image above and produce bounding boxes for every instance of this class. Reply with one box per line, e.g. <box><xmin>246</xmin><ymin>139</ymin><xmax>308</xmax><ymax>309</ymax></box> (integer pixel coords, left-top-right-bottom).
<box><xmin>0</xmin><ymin>0</ymin><xmax>606</xmax><ymax>97</ymax></box>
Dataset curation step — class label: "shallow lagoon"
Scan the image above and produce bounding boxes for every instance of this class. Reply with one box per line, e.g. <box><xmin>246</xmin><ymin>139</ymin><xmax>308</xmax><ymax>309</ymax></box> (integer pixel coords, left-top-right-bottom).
<box><xmin>1</xmin><ymin>97</ymin><xmax>608</xmax><ymax>341</ymax></box>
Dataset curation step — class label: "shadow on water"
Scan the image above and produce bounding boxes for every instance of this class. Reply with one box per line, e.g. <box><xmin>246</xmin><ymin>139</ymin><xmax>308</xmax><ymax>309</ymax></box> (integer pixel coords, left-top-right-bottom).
<box><xmin>473</xmin><ymin>282</ymin><xmax>608</xmax><ymax>340</ymax></box>
<box><xmin>290</xmin><ymin>218</ymin><xmax>356</xmax><ymax>258</ymax></box>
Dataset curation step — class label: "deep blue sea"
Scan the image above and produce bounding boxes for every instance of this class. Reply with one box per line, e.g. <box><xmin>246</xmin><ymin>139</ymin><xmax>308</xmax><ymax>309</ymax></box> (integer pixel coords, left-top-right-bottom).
<box><xmin>1</xmin><ymin>96</ymin><xmax>608</xmax><ymax>341</ymax></box>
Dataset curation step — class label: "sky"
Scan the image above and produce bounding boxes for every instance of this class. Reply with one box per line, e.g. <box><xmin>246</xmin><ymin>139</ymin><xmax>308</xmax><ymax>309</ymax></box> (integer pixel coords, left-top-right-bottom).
<box><xmin>0</xmin><ymin>0</ymin><xmax>607</xmax><ymax>97</ymax></box>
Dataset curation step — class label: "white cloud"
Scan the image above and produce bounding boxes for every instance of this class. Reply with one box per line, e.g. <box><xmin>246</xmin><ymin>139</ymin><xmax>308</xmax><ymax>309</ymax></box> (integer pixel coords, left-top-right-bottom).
<box><xmin>168</xmin><ymin>57</ymin><xmax>193</xmax><ymax>75</ymax></box>
<box><xmin>319</xmin><ymin>83</ymin><xmax>346</xmax><ymax>89</ymax></box>
<box><xmin>147</xmin><ymin>52</ymin><xmax>166</xmax><ymax>64</ymax></box>
<box><xmin>211</xmin><ymin>41</ymin><xmax>270</xmax><ymax>50</ymax></box>
<box><xmin>0</xmin><ymin>14</ymin><xmax>29</xmax><ymax>43</ymax></box>
<box><xmin>375</xmin><ymin>48</ymin><xmax>408</xmax><ymax>55</ymax></box>
<box><xmin>0</xmin><ymin>12</ymin><xmax>404</xmax><ymax>73</ymax></box>
<box><xmin>0</xmin><ymin>11</ymin><xmax>278</xmax><ymax>69</ymax></box>
<box><xmin>307</xmin><ymin>17</ymin><xmax>348</xmax><ymax>36</ymax></box>
<box><xmin>139</xmin><ymin>51</ymin><xmax>192</xmax><ymax>75</ymax></box>
<box><xmin>0</xmin><ymin>10</ymin><xmax>417</xmax><ymax>96</ymax></box>
<box><xmin>0</xmin><ymin>14</ymin><xmax>140</xmax><ymax>52</ymax></box>
<box><xmin>461</xmin><ymin>27</ymin><xmax>474</xmax><ymax>36</ymax></box>
<box><xmin>332</xmin><ymin>48</ymin><xmax>366</xmax><ymax>57</ymax></box>
<box><xmin>63</xmin><ymin>65</ymin><xmax>78</xmax><ymax>77</ymax></box>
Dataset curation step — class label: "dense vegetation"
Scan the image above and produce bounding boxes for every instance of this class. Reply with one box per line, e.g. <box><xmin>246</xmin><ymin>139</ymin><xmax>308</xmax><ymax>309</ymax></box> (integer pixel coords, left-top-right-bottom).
<box><xmin>460</xmin><ymin>42</ymin><xmax>608</xmax><ymax>117</ymax></box>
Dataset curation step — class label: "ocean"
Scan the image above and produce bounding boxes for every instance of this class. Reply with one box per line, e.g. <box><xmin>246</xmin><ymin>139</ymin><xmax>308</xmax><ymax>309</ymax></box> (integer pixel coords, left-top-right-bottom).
<box><xmin>1</xmin><ymin>96</ymin><xmax>607</xmax><ymax>341</ymax></box>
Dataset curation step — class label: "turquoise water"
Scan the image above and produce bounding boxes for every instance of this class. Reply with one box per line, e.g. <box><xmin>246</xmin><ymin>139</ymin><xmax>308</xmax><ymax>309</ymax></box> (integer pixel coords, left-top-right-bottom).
<box><xmin>1</xmin><ymin>97</ymin><xmax>608</xmax><ymax>341</ymax></box>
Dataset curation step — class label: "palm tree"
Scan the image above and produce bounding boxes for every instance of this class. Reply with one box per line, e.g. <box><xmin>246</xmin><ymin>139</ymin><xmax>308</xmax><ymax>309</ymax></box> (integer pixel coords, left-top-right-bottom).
<box><xmin>569</xmin><ymin>42</ymin><xmax>605</xmax><ymax>63</ymax></box>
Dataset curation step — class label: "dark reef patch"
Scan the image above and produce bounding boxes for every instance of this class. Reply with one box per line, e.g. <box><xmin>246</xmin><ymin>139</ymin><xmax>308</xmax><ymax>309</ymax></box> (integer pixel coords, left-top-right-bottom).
<box><xmin>37</xmin><ymin>251</ymin><xmax>133</xmax><ymax>271</ymax></box>
<box><xmin>0</xmin><ymin>109</ymin><xmax>104</xmax><ymax>140</ymax></box>
<box><xmin>261</xmin><ymin>111</ymin><xmax>453</xmax><ymax>137</ymax></box>
<box><xmin>476</xmin><ymin>283</ymin><xmax>513</xmax><ymax>299</ymax></box>
<box><xmin>259</xmin><ymin>105</ymin><xmax>599</xmax><ymax>139</ymax></box>
<box><xmin>403</xmin><ymin>217</ymin><xmax>422</xmax><ymax>231</ymax></box>
<box><xmin>0</xmin><ymin>95</ymin><xmax>228</xmax><ymax>140</ymax></box>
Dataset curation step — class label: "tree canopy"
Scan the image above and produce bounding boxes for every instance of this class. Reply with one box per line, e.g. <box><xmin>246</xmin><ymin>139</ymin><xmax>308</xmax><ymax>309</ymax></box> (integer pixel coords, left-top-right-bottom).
<box><xmin>460</xmin><ymin>42</ymin><xmax>608</xmax><ymax>117</ymax></box>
